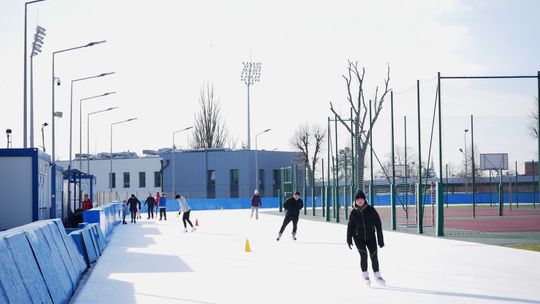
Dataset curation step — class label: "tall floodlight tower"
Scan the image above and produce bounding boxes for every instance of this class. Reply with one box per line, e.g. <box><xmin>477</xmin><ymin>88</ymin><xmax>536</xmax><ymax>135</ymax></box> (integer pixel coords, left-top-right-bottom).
<box><xmin>240</xmin><ymin>61</ymin><xmax>261</xmax><ymax>150</ymax></box>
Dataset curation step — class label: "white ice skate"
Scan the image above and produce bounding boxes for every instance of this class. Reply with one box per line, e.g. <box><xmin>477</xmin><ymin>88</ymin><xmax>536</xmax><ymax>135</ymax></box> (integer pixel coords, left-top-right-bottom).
<box><xmin>276</xmin><ymin>233</ymin><xmax>282</xmax><ymax>241</ymax></box>
<box><xmin>183</xmin><ymin>228</ymin><xmax>188</xmax><ymax>233</ymax></box>
<box><xmin>292</xmin><ymin>233</ymin><xmax>297</xmax><ymax>241</ymax></box>
<box><xmin>362</xmin><ymin>271</ymin><xmax>371</xmax><ymax>286</ymax></box>
<box><xmin>191</xmin><ymin>227</ymin><xmax>196</xmax><ymax>232</ymax></box>
<box><xmin>374</xmin><ymin>272</ymin><xmax>386</xmax><ymax>287</ymax></box>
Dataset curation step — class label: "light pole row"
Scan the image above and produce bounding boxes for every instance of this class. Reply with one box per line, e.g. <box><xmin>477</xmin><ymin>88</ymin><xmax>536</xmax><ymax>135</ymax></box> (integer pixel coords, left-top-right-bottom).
<box><xmin>78</xmin><ymin>90</ymin><xmax>116</xmax><ymax>170</ymax></box>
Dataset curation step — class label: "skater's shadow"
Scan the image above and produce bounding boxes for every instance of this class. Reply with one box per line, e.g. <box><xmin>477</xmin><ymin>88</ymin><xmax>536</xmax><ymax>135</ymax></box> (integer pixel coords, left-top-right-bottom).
<box><xmin>296</xmin><ymin>241</ymin><xmax>344</xmax><ymax>246</ymax></box>
<box><xmin>378</xmin><ymin>285</ymin><xmax>540</xmax><ymax>304</ymax></box>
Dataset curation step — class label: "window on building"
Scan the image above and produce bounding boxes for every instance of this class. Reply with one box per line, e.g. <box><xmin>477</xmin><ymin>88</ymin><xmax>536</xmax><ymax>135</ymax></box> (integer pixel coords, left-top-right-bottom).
<box><xmin>139</xmin><ymin>172</ymin><xmax>146</xmax><ymax>188</ymax></box>
<box><xmin>230</xmin><ymin>169</ymin><xmax>239</xmax><ymax>198</ymax></box>
<box><xmin>109</xmin><ymin>172</ymin><xmax>116</xmax><ymax>189</ymax></box>
<box><xmin>207</xmin><ymin>170</ymin><xmax>216</xmax><ymax>198</ymax></box>
<box><xmin>273</xmin><ymin>170</ymin><xmax>281</xmax><ymax>197</ymax></box>
<box><xmin>154</xmin><ymin>171</ymin><xmax>161</xmax><ymax>188</ymax></box>
<box><xmin>258</xmin><ymin>169</ymin><xmax>265</xmax><ymax>197</ymax></box>
<box><xmin>123</xmin><ymin>172</ymin><xmax>130</xmax><ymax>188</ymax></box>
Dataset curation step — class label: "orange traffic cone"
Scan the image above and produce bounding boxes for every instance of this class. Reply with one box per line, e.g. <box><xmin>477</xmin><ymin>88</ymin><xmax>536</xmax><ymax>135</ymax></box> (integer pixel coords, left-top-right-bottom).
<box><xmin>195</xmin><ymin>219</ymin><xmax>199</xmax><ymax>226</ymax></box>
<box><xmin>245</xmin><ymin>239</ymin><xmax>251</xmax><ymax>252</ymax></box>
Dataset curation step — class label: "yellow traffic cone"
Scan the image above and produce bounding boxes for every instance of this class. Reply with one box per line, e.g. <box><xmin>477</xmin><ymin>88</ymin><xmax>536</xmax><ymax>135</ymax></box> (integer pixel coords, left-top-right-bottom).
<box><xmin>245</xmin><ymin>239</ymin><xmax>251</xmax><ymax>252</ymax></box>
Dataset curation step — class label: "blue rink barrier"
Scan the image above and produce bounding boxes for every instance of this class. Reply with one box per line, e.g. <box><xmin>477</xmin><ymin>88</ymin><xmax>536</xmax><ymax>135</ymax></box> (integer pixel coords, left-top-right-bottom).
<box><xmin>83</xmin><ymin>202</ymin><xmax>122</xmax><ymax>238</ymax></box>
<box><xmin>0</xmin><ymin>219</ymin><xmax>87</xmax><ymax>304</ymax></box>
<box><xmin>0</xmin><ymin>204</ymin><xmax>121</xmax><ymax>303</ymax></box>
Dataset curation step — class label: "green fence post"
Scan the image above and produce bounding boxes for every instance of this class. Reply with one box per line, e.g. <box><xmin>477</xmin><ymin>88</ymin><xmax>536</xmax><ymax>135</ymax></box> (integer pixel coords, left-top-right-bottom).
<box><xmin>515</xmin><ymin>161</ymin><xmax>519</xmax><ymax>208</ymax></box>
<box><xmin>390</xmin><ymin>184</ymin><xmax>396</xmax><ymax>230</ymax></box>
<box><xmin>278</xmin><ymin>189</ymin><xmax>283</xmax><ymax>213</ymax></box>
<box><xmin>326</xmin><ymin>186</ymin><xmax>331</xmax><ymax>222</ymax></box>
<box><xmin>369</xmin><ymin>99</ymin><xmax>375</xmax><ymax>205</ymax></box>
<box><xmin>390</xmin><ymin>91</ymin><xmax>396</xmax><ymax>230</ymax></box>
<box><xmin>498</xmin><ymin>170</ymin><xmax>504</xmax><ymax>216</ymax></box>
<box><xmin>436</xmin><ymin>181</ymin><xmax>444</xmax><ymax>236</ymax></box>
<box><xmin>322</xmin><ymin>158</ymin><xmax>326</xmax><ymax>218</ymax></box>
<box><xmin>417</xmin><ymin>80</ymin><xmax>424</xmax><ymax>234</ymax></box>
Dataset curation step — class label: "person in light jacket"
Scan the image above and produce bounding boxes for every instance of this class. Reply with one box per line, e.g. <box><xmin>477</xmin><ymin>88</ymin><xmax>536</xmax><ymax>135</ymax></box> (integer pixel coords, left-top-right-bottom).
<box><xmin>176</xmin><ymin>194</ymin><xmax>195</xmax><ymax>232</ymax></box>
<box><xmin>250</xmin><ymin>189</ymin><xmax>262</xmax><ymax>220</ymax></box>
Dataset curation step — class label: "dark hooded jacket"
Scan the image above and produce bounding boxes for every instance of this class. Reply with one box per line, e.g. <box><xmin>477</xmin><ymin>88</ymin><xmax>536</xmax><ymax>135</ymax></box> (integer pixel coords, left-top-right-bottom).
<box><xmin>347</xmin><ymin>204</ymin><xmax>384</xmax><ymax>247</ymax></box>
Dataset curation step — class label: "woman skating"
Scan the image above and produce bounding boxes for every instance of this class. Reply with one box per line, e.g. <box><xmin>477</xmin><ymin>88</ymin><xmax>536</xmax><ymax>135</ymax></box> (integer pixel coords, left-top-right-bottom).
<box><xmin>347</xmin><ymin>190</ymin><xmax>385</xmax><ymax>286</ymax></box>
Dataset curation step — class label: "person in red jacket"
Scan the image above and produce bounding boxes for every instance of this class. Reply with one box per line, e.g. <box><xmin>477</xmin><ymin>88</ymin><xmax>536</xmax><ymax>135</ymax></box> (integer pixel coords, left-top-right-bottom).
<box><xmin>155</xmin><ymin>192</ymin><xmax>161</xmax><ymax>218</ymax></box>
<box><xmin>82</xmin><ymin>194</ymin><xmax>93</xmax><ymax>211</ymax></box>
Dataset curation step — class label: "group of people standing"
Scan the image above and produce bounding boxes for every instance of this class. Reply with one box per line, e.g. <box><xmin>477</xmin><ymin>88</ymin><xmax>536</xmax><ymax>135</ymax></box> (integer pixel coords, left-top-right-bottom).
<box><xmin>121</xmin><ymin>192</ymin><xmax>194</xmax><ymax>232</ymax></box>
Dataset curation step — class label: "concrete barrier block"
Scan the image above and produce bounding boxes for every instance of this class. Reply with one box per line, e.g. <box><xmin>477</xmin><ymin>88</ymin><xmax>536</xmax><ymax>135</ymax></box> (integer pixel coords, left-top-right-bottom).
<box><xmin>90</xmin><ymin>224</ymin><xmax>106</xmax><ymax>254</ymax></box>
<box><xmin>3</xmin><ymin>231</ymin><xmax>53</xmax><ymax>304</ymax></box>
<box><xmin>69</xmin><ymin>231</ymin><xmax>89</xmax><ymax>267</ymax></box>
<box><xmin>52</xmin><ymin>219</ymin><xmax>87</xmax><ymax>274</ymax></box>
<box><xmin>81</xmin><ymin>228</ymin><xmax>98</xmax><ymax>263</ymax></box>
<box><xmin>23</xmin><ymin>224</ymin><xmax>72</xmax><ymax>304</ymax></box>
<box><xmin>0</xmin><ymin>237</ymin><xmax>33</xmax><ymax>304</ymax></box>
<box><xmin>43</xmin><ymin>222</ymin><xmax>80</xmax><ymax>289</ymax></box>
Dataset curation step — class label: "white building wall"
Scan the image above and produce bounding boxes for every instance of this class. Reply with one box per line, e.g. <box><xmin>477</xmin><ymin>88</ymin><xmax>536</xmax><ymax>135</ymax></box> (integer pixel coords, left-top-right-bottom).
<box><xmin>57</xmin><ymin>156</ymin><xmax>162</xmax><ymax>204</ymax></box>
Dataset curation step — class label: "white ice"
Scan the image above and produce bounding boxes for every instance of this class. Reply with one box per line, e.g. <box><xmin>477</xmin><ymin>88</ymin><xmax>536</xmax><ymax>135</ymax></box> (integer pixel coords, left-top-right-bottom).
<box><xmin>71</xmin><ymin>209</ymin><xmax>540</xmax><ymax>304</ymax></box>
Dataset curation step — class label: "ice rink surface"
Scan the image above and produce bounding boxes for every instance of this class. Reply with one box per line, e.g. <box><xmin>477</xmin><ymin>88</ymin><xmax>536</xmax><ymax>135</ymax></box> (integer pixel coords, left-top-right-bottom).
<box><xmin>71</xmin><ymin>209</ymin><xmax>540</xmax><ymax>304</ymax></box>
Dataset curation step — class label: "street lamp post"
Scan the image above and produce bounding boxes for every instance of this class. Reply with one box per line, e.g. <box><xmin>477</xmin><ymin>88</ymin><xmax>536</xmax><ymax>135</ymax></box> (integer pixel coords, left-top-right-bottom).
<box><xmin>255</xmin><ymin>128</ymin><xmax>271</xmax><ymax>193</ymax></box>
<box><xmin>69</xmin><ymin>72</ymin><xmax>115</xmax><ymax>170</ymax></box>
<box><xmin>172</xmin><ymin>127</ymin><xmax>193</xmax><ymax>196</ymax></box>
<box><xmin>52</xmin><ymin>40</ymin><xmax>106</xmax><ymax>163</ymax></box>
<box><xmin>87</xmin><ymin>107</ymin><xmax>117</xmax><ymax>174</ymax></box>
<box><xmin>24</xmin><ymin>0</ymin><xmax>46</xmax><ymax>148</ymax></box>
<box><xmin>240</xmin><ymin>61</ymin><xmax>262</xmax><ymax>150</ymax></box>
<box><xmin>79</xmin><ymin>90</ymin><xmax>116</xmax><ymax>170</ymax></box>
<box><xmin>110</xmin><ymin>118</ymin><xmax>137</xmax><ymax>193</ymax></box>
<box><xmin>40</xmin><ymin>122</ymin><xmax>48</xmax><ymax>151</ymax></box>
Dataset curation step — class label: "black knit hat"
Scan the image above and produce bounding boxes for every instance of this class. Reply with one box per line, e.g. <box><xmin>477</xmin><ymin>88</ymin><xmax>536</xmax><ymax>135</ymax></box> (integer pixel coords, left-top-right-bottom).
<box><xmin>354</xmin><ymin>190</ymin><xmax>366</xmax><ymax>201</ymax></box>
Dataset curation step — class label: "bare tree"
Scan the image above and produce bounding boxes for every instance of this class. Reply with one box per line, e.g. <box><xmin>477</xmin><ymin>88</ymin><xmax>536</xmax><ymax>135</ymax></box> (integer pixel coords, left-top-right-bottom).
<box><xmin>290</xmin><ymin>124</ymin><xmax>326</xmax><ymax>186</ymax></box>
<box><xmin>330</xmin><ymin>61</ymin><xmax>391</xmax><ymax>189</ymax></box>
<box><xmin>191</xmin><ymin>83</ymin><xmax>228</xmax><ymax>149</ymax></box>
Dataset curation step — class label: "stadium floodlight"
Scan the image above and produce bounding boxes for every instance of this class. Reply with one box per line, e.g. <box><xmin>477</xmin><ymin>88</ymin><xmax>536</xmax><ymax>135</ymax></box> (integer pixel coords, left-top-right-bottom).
<box><xmin>240</xmin><ymin>60</ymin><xmax>262</xmax><ymax>150</ymax></box>
<box><xmin>29</xmin><ymin>25</ymin><xmax>46</xmax><ymax>147</ymax></box>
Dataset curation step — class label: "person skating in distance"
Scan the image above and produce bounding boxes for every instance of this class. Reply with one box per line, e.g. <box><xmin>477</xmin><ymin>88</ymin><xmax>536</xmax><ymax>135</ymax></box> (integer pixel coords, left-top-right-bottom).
<box><xmin>276</xmin><ymin>191</ymin><xmax>303</xmax><ymax>241</ymax></box>
<box><xmin>347</xmin><ymin>190</ymin><xmax>385</xmax><ymax>286</ymax></box>
<box><xmin>127</xmin><ymin>194</ymin><xmax>141</xmax><ymax>224</ymax></box>
<box><xmin>250</xmin><ymin>189</ymin><xmax>262</xmax><ymax>220</ymax></box>
<box><xmin>176</xmin><ymin>194</ymin><xmax>195</xmax><ymax>232</ymax></box>
<box><xmin>158</xmin><ymin>192</ymin><xmax>167</xmax><ymax>220</ymax></box>
<box><xmin>144</xmin><ymin>193</ymin><xmax>157</xmax><ymax>219</ymax></box>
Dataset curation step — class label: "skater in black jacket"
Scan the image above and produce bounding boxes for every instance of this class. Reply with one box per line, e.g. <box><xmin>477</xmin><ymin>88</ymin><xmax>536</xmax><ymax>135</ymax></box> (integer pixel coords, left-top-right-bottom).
<box><xmin>347</xmin><ymin>190</ymin><xmax>385</xmax><ymax>286</ymax></box>
<box><xmin>126</xmin><ymin>194</ymin><xmax>141</xmax><ymax>224</ymax></box>
<box><xmin>277</xmin><ymin>191</ymin><xmax>303</xmax><ymax>241</ymax></box>
<box><xmin>143</xmin><ymin>193</ymin><xmax>157</xmax><ymax>219</ymax></box>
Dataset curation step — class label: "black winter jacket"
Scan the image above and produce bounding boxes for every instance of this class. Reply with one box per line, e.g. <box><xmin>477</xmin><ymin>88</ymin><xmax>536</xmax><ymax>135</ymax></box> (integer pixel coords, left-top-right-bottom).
<box><xmin>144</xmin><ymin>196</ymin><xmax>156</xmax><ymax>207</ymax></box>
<box><xmin>127</xmin><ymin>197</ymin><xmax>141</xmax><ymax>211</ymax></box>
<box><xmin>284</xmin><ymin>197</ymin><xmax>303</xmax><ymax>217</ymax></box>
<box><xmin>347</xmin><ymin>205</ymin><xmax>384</xmax><ymax>247</ymax></box>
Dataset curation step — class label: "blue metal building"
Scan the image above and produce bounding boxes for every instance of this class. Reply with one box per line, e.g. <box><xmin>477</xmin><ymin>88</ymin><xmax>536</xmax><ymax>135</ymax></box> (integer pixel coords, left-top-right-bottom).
<box><xmin>161</xmin><ymin>149</ymin><xmax>301</xmax><ymax>199</ymax></box>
